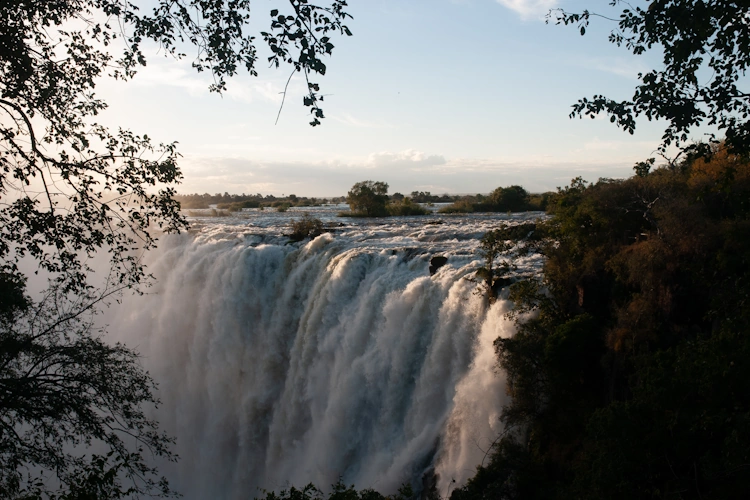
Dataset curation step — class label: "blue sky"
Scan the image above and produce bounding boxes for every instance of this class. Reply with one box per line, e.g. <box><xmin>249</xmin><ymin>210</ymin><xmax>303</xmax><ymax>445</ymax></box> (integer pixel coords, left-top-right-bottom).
<box><xmin>97</xmin><ymin>0</ymin><xmax>688</xmax><ymax>197</ymax></box>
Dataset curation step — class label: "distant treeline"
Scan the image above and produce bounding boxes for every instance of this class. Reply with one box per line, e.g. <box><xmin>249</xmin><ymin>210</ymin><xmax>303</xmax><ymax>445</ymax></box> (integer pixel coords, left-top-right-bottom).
<box><xmin>174</xmin><ymin>193</ymin><xmax>346</xmax><ymax>211</ymax></box>
<box><xmin>176</xmin><ymin>187</ymin><xmax>554</xmax><ymax>214</ymax></box>
<box><xmin>398</xmin><ymin>191</ymin><xmax>461</xmax><ymax>203</ymax></box>
<box><xmin>438</xmin><ymin>185</ymin><xmax>552</xmax><ymax>213</ymax></box>
<box><xmin>396</xmin><ymin>188</ymin><xmax>553</xmax><ymax>212</ymax></box>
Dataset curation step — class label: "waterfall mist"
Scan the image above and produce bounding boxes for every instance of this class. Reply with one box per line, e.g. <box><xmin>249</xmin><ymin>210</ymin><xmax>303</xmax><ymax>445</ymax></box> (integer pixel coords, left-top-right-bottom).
<box><xmin>109</xmin><ymin>214</ymin><xmax>540</xmax><ymax>498</ymax></box>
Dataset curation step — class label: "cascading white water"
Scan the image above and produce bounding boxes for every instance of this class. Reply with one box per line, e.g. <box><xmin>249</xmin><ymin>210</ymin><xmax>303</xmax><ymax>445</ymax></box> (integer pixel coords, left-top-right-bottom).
<box><xmin>108</xmin><ymin>209</ymin><xmax>542</xmax><ymax>498</ymax></box>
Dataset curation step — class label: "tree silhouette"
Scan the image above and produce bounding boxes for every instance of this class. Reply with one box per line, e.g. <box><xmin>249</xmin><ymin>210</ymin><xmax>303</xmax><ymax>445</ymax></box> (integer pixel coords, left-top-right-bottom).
<box><xmin>551</xmin><ymin>0</ymin><xmax>750</xmax><ymax>156</ymax></box>
<box><xmin>0</xmin><ymin>0</ymin><xmax>352</xmax><ymax>496</ymax></box>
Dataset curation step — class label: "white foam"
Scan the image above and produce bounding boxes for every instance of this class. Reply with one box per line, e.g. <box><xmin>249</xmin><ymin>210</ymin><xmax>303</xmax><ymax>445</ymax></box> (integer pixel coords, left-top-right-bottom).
<box><xmin>108</xmin><ymin>213</ymin><xmax>544</xmax><ymax>498</ymax></box>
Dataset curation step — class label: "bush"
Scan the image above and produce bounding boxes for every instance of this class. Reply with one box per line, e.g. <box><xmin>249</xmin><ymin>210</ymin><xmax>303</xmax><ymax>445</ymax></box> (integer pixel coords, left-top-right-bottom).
<box><xmin>289</xmin><ymin>214</ymin><xmax>324</xmax><ymax>241</ymax></box>
<box><xmin>439</xmin><ymin>199</ymin><xmax>475</xmax><ymax>214</ymax></box>
<box><xmin>386</xmin><ymin>197</ymin><xmax>429</xmax><ymax>216</ymax></box>
<box><xmin>216</xmin><ymin>200</ymin><xmax>261</xmax><ymax>211</ymax></box>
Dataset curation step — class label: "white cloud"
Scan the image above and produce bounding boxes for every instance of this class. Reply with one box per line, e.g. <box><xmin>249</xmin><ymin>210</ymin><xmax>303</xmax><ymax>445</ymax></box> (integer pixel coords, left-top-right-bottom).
<box><xmin>175</xmin><ymin>151</ymin><xmax>637</xmax><ymax>197</ymax></box>
<box><xmin>580</xmin><ymin>137</ymin><xmax>657</xmax><ymax>152</ymax></box>
<box><xmin>127</xmin><ymin>58</ymin><xmax>289</xmax><ymax>104</ymax></box>
<box><xmin>331</xmin><ymin>113</ymin><xmax>395</xmax><ymax>129</ymax></box>
<box><xmin>130</xmin><ymin>61</ymin><xmax>208</xmax><ymax>96</ymax></box>
<box><xmin>225</xmin><ymin>80</ymin><xmax>285</xmax><ymax>104</ymax></box>
<box><xmin>365</xmin><ymin>150</ymin><xmax>447</xmax><ymax>169</ymax></box>
<box><xmin>495</xmin><ymin>0</ymin><xmax>558</xmax><ymax>20</ymax></box>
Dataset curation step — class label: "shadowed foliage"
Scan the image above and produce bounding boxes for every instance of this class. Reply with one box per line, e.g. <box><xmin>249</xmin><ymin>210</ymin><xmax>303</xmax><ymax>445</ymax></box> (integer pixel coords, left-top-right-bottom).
<box><xmin>551</xmin><ymin>0</ymin><xmax>750</xmax><ymax>155</ymax></box>
<box><xmin>1</xmin><ymin>0</ymin><xmax>352</xmax><ymax>497</ymax></box>
<box><xmin>451</xmin><ymin>144</ymin><xmax>750</xmax><ymax>499</ymax></box>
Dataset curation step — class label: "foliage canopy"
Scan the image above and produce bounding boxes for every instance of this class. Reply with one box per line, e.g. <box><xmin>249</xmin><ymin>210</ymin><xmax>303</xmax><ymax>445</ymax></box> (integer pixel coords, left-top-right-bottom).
<box><xmin>452</xmin><ymin>145</ymin><xmax>750</xmax><ymax>499</ymax></box>
<box><xmin>551</xmin><ymin>0</ymin><xmax>750</xmax><ymax>156</ymax></box>
<box><xmin>452</xmin><ymin>2</ymin><xmax>750</xmax><ymax>497</ymax></box>
<box><xmin>0</xmin><ymin>0</ymin><xmax>352</xmax><ymax>497</ymax></box>
<box><xmin>346</xmin><ymin>181</ymin><xmax>390</xmax><ymax>217</ymax></box>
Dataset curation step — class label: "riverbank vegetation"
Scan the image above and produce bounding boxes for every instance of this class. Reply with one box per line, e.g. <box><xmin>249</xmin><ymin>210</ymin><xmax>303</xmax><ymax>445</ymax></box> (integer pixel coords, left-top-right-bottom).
<box><xmin>448</xmin><ymin>0</ymin><xmax>750</xmax><ymax>492</ymax></box>
<box><xmin>451</xmin><ymin>143</ymin><xmax>750</xmax><ymax>499</ymax></box>
<box><xmin>175</xmin><ymin>192</ymin><xmax>342</xmax><ymax>211</ymax></box>
<box><xmin>176</xmin><ymin>184</ymin><xmax>552</xmax><ymax>217</ymax></box>
<box><xmin>439</xmin><ymin>186</ymin><xmax>552</xmax><ymax>214</ymax></box>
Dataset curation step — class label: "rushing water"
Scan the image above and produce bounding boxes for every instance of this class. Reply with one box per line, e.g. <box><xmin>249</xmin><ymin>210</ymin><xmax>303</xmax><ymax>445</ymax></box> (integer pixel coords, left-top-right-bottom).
<box><xmin>109</xmin><ymin>205</ymin><xmax>544</xmax><ymax>499</ymax></box>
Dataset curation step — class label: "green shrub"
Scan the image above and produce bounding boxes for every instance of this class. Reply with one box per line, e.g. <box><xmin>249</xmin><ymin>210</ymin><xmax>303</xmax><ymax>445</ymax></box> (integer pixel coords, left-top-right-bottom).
<box><xmin>185</xmin><ymin>209</ymin><xmax>230</xmax><ymax>217</ymax></box>
<box><xmin>439</xmin><ymin>199</ymin><xmax>474</xmax><ymax>214</ymax></box>
<box><xmin>386</xmin><ymin>197</ymin><xmax>429</xmax><ymax>216</ymax></box>
<box><xmin>216</xmin><ymin>200</ymin><xmax>261</xmax><ymax>211</ymax></box>
<box><xmin>289</xmin><ymin>214</ymin><xmax>324</xmax><ymax>241</ymax></box>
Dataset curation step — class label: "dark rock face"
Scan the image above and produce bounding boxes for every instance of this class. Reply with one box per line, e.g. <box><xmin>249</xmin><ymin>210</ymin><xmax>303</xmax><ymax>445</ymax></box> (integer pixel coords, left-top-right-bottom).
<box><xmin>491</xmin><ymin>276</ymin><xmax>514</xmax><ymax>297</ymax></box>
<box><xmin>429</xmin><ymin>256</ymin><xmax>448</xmax><ymax>275</ymax></box>
<box><xmin>421</xmin><ymin>467</ymin><xmax>438</xmax><ymax>500</ymax></box>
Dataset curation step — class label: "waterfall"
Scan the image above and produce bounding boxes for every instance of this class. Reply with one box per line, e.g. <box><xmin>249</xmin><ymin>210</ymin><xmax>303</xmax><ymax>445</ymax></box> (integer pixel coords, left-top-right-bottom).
<box><xmin>109</xmin><ymin>216</ymin><xmax>536</xmax><ymax>498</ymax></box>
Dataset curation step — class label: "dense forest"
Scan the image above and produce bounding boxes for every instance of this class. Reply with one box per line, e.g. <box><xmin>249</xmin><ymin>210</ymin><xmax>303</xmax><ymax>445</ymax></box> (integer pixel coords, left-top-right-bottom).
<box><xmin>450</xmin><ymin>143</ymin><xmax>750</xmax><ymax>499</ymax></box>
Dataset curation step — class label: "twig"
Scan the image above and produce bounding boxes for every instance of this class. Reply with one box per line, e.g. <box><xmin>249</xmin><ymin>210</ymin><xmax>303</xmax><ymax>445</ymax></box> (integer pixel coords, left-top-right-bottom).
<box><xmin>275</xmin><ymin>68</ymin><xmax>296</xmax><ymax>125</ymax></box>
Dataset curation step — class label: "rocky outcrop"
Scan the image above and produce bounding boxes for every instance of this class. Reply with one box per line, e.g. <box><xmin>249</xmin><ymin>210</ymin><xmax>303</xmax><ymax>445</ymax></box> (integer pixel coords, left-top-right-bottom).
<box><xmin>429</xmin><ymin>256</ymin><xmax>448</xmax><ymax>275</ymax></box>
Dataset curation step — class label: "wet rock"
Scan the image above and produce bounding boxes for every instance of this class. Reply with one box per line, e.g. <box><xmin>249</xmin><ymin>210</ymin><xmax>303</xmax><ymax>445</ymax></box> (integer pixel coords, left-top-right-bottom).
<box><xmin>429</xmin><ymin>255</ymin><xmax>448</xmax><ymax>275</ymax></box>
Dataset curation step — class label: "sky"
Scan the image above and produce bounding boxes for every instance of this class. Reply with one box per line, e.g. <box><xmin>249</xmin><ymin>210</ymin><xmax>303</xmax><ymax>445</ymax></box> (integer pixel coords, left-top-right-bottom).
<box><xmin>95</xmin><ymin>0</ymin><xmax>690</xmax><ymax>197</ymax></box>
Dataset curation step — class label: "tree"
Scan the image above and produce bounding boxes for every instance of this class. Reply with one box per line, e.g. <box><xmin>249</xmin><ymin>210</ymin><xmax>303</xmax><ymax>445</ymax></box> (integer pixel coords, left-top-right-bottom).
<box><xmin>489</xmin><ymin>185</ymin><xmax>529</xmax><ymax>212</ymax></box>
<box><xmin>0</xmin><ymin>289</ymin><xmax>177</xmax><ymax>498</ymax></box>
<box><xmin>475</xmin><ymin>229</ymin><xmax>513</xmax><ymax>302</ymax></box>
<box><xmin>473</xmin><ymin>224</ymin><xmax>537</xmax><ymax>302</ymax></box>
<box><xmin>0</xmin><ymin>0</ymin><xmax>352</xmax><ymax>497</ymax></box>
<box><xmin>346</xmin><ymin>180</ymin><xmax>389</xmax><ymax>217</ymax></box>
<box><xmin>550</xmin><ymin>0</ymin><xmax>750</xmax><ymax>156</ymax></box>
